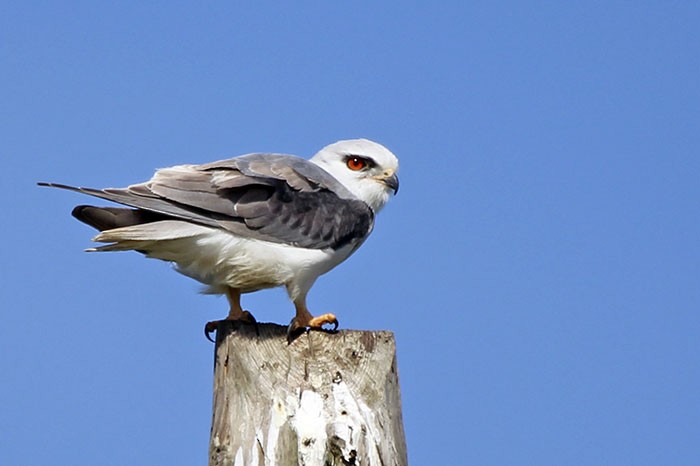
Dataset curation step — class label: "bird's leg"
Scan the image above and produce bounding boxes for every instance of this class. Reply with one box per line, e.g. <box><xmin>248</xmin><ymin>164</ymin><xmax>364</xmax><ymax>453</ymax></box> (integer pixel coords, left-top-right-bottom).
<box><xmin>204</xmin><ymin>287</ymin><xmax>257</xmax><ymax>342</ymax></box>
<box><xmin>223</xmin><ymin>287</ymin><xmax>257</xmax><ymax>323</ymax></box>
<box><xmin>287</xmin><ymin>299</ymin><xmax>338</xmax><ymax>343</ymax></box>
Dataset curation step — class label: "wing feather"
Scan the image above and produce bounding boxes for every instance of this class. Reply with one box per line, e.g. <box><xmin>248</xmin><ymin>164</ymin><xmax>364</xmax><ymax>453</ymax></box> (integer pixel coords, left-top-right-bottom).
<box><xmin>39</xmin><ymin>153</ymin><xmax>372</xmax><ymax>250</ymax></box>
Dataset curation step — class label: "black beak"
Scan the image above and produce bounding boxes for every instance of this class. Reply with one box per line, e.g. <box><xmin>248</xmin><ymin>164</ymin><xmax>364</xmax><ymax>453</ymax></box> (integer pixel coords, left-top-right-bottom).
<box><xmin>384</xmin><ymin>173</ymin><xmax>399</xmax><ymax>195</ymax></box>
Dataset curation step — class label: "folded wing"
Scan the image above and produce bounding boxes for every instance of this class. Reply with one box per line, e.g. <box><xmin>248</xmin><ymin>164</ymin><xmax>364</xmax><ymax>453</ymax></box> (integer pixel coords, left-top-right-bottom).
<box><xmin>39</xmin><ymin>154</ymin><xmax>373</xmax><ymax>250</ymax></box>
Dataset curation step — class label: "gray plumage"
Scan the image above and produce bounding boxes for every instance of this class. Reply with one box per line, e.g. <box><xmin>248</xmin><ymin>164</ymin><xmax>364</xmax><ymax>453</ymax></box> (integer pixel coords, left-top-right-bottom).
<box><xmin>40</xmin><ymin>153</ymin><xmax>374</xmax><ymax>251</ymax></box>
<box><xmin>38</xmin><ymin>138</ymin><xmax>400</xmax><ymax>339</ymax></box>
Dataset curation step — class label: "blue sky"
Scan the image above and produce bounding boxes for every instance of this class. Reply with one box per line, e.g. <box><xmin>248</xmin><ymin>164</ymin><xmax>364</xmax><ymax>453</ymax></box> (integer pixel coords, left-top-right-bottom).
<box><xmin>2</xmin><ymin>2</ymin><xmax>699</xmax><ymax>465</ymax></box>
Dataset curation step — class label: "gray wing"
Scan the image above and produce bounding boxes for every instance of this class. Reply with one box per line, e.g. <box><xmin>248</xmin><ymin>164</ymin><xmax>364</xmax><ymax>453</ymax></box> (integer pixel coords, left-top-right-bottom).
<box><xmin>39</xmin><ymin>154</ymin><xmax>373</xmax><ymax>250</ymax></box>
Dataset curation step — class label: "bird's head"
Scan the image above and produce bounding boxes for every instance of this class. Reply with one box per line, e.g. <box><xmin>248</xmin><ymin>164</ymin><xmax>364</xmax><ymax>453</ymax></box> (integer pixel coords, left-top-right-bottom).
<box><xmin>311</xmin><ymin>138</ymin><xmax>399</xmax><ymax>213</ymax></box>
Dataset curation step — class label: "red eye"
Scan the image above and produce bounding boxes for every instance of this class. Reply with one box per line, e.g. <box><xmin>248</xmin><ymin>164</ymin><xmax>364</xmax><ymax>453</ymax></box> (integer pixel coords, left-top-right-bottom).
<box><xmin>346</xmin><ymin>156</ymin><xmax>367</xmax><ymax>171</ymax></box>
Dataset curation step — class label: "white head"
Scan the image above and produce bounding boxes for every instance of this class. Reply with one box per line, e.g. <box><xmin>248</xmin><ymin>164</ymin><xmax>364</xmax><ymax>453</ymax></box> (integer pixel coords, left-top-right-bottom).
<box><xmin>310</xmin><ymin>138</ymin><xmax>399</xmax><ymax>213</ymax></box>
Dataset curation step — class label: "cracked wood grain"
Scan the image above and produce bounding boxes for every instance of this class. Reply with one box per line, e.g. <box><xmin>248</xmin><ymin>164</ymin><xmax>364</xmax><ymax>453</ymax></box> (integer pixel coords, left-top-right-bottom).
<box><xmin>209</xmin><ymin>321</ymin><xmax>407</xmax><ymax>466</ymax></box>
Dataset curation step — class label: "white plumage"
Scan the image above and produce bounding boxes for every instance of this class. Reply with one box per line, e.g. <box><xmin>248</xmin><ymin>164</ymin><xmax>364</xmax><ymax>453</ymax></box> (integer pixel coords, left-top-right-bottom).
<box><xmin>40</xmin><ymin>138</ymin><xmax>399</xmax><ymax>341</ymax></box>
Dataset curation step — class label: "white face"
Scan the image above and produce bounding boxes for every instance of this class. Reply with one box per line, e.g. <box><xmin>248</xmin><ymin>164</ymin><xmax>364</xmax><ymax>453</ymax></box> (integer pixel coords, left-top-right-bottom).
<box><xmin>310</xmin><ymin>139</ymin><xmax>399</xmax><ymax>213</ymax></box>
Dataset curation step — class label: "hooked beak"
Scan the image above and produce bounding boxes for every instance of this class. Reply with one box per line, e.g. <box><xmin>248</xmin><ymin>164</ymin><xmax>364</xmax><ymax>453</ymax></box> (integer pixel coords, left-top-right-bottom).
<box><xmin>382</xmin><ymin>172</ymin><xmax>399</xmax><ymax>195</ymax></box>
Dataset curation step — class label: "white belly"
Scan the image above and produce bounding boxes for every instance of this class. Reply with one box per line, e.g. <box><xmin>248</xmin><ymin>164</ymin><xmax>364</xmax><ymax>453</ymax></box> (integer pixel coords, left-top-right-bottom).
<box><xmin>146</xmin><ymin>227</ymin><xmax>355</xmax><ymax>300</ymax></box>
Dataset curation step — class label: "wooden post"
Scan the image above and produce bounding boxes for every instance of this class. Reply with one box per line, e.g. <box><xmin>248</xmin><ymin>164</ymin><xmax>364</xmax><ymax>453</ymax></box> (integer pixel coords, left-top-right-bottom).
<box><xmin>209</xmin><ymin>321</ymin><xmax>408</xmax><ymax>466</ymax></box>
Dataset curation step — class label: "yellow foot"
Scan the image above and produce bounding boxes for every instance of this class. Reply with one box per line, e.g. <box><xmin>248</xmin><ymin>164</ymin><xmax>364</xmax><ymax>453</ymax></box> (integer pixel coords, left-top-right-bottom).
<box><xmin>308</xmin><ymin>313</ymin><xmax>338</xmax><ymax>330</ymax></box>
<box><xmin>287</xmin><ymin>313</ymin><xmax>339</xmax><ymax>344</ymax></box>
<box><xmin>205</xmin><ymin>310</ymin><xmax>257</xmax><ymax>343</ymax></box>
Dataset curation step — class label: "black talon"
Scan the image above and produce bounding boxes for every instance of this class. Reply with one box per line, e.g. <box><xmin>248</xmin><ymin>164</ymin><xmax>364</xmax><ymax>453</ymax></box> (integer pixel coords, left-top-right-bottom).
<box><xmin>205</xmin><ymin>313</ymin><xmax>259</xmax><ymax>342</ymax></box>
<box><xmin>240</xmin><ymin>311</ymin><xmax>260</xmax><ymax>337</ymax></box>
<box><xmin>286</xmin><ymin>318</ymin><xmax>306</xmax><ymax>344</ymax></box>
<box><xmin>204</xmin><ymin>321</ymin><xmax>218</xmax><ymax>343</ymax></box>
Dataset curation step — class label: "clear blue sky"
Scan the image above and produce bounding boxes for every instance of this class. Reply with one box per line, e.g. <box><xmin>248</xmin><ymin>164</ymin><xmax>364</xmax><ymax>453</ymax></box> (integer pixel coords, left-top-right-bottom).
<box><xmin>2</xmin><ymin>2</ymin><xmax>699</xmax><ymax>465</ymax></box>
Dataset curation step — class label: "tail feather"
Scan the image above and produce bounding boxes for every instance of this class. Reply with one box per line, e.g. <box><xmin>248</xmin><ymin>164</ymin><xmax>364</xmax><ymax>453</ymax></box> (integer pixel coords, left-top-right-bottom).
<box><xmin>93</xmin><ymin>220</ymin><xmax>211</xmax><ymax>243</ymax></box>
<box><xmin>72</xmin><ymin>205</ymin><xmax>169</xmax><ymax>231</ymax></box>
<box><xmin>39</xmin><ymin>183</ymin><xmax>216</xmax><ymax>257</ymax></box>
<box><xmin>86</xmin><ymin>240</ymin><xmax>153</xmax><ymax>253</ymax></box>
<box><xmin>37</xmin><ymin>181</ymin><xmax>222</xmax><ymax>229</ymax></box>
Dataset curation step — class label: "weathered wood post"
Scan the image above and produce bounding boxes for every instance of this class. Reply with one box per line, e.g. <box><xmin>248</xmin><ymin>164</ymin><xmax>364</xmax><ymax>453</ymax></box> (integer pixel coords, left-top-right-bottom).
<box><xmin>209</xmin><ymin>321</ymin><xmax>408</xmax><ymax>466</ymax></box>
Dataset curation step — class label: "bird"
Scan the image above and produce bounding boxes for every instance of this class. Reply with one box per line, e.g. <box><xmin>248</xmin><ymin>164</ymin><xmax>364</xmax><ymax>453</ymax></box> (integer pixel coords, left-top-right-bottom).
<box><xmin>39</xmin><ymin>138</ymin><xmax>399</xmax><ymax>342</ymax></box>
